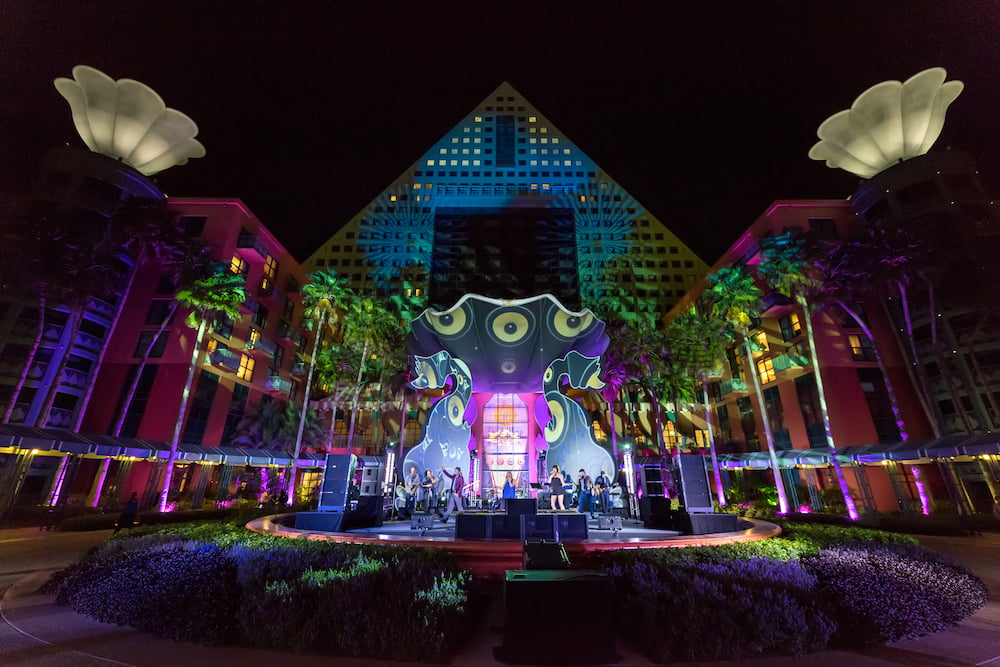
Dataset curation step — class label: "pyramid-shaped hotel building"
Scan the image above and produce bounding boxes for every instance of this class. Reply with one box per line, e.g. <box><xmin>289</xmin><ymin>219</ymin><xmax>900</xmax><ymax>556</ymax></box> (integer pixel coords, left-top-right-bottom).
<box><xmin>304</xmin><ymin>82</ymin><xmax>706</xmax><ymax>319</ymax></box>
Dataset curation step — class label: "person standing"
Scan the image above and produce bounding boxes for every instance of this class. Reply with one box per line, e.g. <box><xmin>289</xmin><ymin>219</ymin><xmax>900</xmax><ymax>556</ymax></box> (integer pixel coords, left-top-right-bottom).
<box><xmin>439</xmin><ymin>466</ymin><xmax>465</xmax><ymax>523</ymax></box>
<box><xmin>594</xmin><ymin>470</ymin><xmax>613</xmax><ymax>516</ymax></box>
<box><xmin>420</xmin><ymin>469</ymin><xmax>437</xmax><ymax>514</ymax></box>
<box><xmin>114</xmin><ymin>492</ymin><xmax>139</xmax><ymax>535</ymax></box>
<box><xmin>549</xmin><ymin>465</ymin><xmax>565</xmax><ymax>510</ymax></box>
<box><xmin>500</xmin><ymin>471</ymin><xmax>517</xmax><ymax>510</ymax></box>
<box><xmin>405</xmin><ymin>465</ymin><xmax>420</xmax><ymax>514</ymax></box>
<box><xmin>577</xmin><ymin>469</ymin><xmax>594</xmax><ymax>517</ymax></box>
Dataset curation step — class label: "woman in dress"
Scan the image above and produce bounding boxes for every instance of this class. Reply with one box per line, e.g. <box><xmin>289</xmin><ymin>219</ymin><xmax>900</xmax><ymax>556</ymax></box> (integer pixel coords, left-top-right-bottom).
<box><xmin>549</xmin><ymin>465</ymin><xmax>565</xmax><ymax>510</ymax></box>
<box><xmin>500</xmin><ymin>471</ymin><xmax>517</xmax><ymax>509</ymax></box>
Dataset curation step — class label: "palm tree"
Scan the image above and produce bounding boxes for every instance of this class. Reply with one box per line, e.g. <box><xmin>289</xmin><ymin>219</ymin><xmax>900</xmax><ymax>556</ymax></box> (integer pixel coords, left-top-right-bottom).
<box><xmin>342</xmin><ymin>297</ymin><xmax>404</xmax><ymax>456</ymax></box>
<box><xmin>705</xmin><ymin>264</ymin><xmax>790</xmax><ymax>515</ymax></box>
<box><xmin>159</xmin><ymin>268</ymin><xmax>246</xmax><ymax>511</ymax></box>
<box><xmin>294</xmin><ymin>269</ymin><xmax>353</xmax><ymax>498</ymax></box>
<box><xmin>667</xmin><ymin>307</ymin><xmax>734</xmax><ymax>504</ymax></box>
<box><xmin>818</xmin><ymin>241</ymin><xmax>910</xmax><ymax>442</ymax></box>
<box><xmin>76</xmin><ymin>199</ymin><xmax>207</xmax><ymax>430</ymax></box>
<box><xmin>758</xmin><ymin>232</ymin><xmax>859</xmax><ymax>520</ymax></box>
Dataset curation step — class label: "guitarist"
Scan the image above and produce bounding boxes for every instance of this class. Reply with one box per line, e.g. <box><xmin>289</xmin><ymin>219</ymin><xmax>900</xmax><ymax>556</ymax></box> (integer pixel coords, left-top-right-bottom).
<box><xmin>594</xmin><ymin>470</ymin><xmax>613</xmax><ymax>516</ymax></box>
<box><xmin>405</xmin><ymin>465</ymin><xmax>420</xmax><ymax>513</ymax></box>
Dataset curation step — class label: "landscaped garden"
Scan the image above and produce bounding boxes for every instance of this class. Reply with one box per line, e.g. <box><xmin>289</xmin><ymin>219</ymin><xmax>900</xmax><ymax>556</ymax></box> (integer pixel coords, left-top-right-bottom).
<box><xmin>45</xmin><ymin>519</ymin><xmax>987</xmax><ymax>662</ymax></box>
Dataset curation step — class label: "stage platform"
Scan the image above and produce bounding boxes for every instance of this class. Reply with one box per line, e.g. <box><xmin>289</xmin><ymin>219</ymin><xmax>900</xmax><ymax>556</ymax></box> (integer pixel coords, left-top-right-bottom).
<box><xmin>247</xmin><ymin>512</ymin><xmax>781</xmax><ymax>577</ymax></box>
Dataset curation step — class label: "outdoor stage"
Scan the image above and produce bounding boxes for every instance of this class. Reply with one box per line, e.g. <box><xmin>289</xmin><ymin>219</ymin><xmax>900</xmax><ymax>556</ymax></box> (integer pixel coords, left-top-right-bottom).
<box><xmin>247</xmin><ymin>512</ymin><xmax>781</xmax><ymax>577</ymax></box>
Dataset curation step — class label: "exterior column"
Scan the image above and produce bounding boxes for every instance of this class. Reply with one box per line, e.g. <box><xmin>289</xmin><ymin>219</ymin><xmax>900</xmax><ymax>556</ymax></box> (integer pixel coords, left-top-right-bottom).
<box><xmin>885</xmin><ymin>461</ymin><xmax>911</xmax><ymax>517</ymax></box>
<box><xmin>87</xmin><ymin>457</ymin><xmax>111</xmax><ymax>507</ymax></box>
<box><xmin>190</xmin><ymin>463</ymin><xmax>211</xmax><ymax>509</ymax></box>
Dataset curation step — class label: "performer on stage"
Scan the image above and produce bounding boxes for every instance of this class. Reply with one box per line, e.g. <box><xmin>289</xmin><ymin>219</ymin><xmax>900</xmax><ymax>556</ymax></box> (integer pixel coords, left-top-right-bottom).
<box><xmin>405</xmin><ymin>465</ymin><xmax>420</xmax><ymax>514</ymax></box>
<box><xmin>549</xmin><ymin>465</ymin><xmax>565</xmax><ymax>510</ymax></box>
<box><xmin>439</xmin><ymin>466</ymin><xmax>465</xmax><ymax>523</ymax></box>
<box><xmin>419</xmin><ymin>469</ymin><xmax>437</xmax><ymax>514</ymax></box>
<box><xmin>594</xmin><ymin>469</ymin><xmax>613</xmax><ymax>516</ymax></box>
<box><xmin>501</xmin><ymin>471</ymin><xmax>517</xmax><ymax>509</ymax></box>
<box><xmin>577</xmin><ymin>469</ymin><xmax>594</xmax><ymax>518</ymax></box>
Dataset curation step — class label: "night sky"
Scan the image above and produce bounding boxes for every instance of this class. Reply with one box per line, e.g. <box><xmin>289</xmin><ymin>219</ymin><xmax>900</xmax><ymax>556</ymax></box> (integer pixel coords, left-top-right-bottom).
<box><xmin>3</xmin><ymin>1</ymin><xmax>999</xmax><ymax>263</ymax></box>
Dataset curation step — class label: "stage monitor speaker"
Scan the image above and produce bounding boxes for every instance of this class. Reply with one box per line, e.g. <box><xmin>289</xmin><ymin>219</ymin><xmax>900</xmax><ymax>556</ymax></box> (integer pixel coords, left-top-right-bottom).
<box><xmin>519</xmin><ymin>514</ymin><xmax>556</xmax><ymax>541</ymax></box>
<box><xmin>677</xmin><ymin>454</ymin><xmax>713</xmax><ymax>513</ymax></box>
<box><xmin>500</xmin><ymin>570</ymin><xmax>614</xmax><ymax>663</ymax></box>
<box><xmin>555</xmin><ymin>513</ymin><xmax>588</xmax><ymax>541</ymax></box>
<box><xmin>318</xmin><ymin>454</ymin><xmax>355</xmax><ymax>511</ymax></box>
<box><xmin>597</xmin><ymin>515</ymin><xmax>623</xmax><ymax>531</ymax></box>
<box><xmin>360</xmin><ymin>480</ymin><xmax>380</xmax><ymax>496</ymax></box>
<box><xmin>455</xmin><ymin>513</ymin><xmax>490</xmax><ymax>539</ymax></box>
<box><xmin>295</xmin><ymin>511</ymin><xmax>344</xmax><ymax>532</ymax></box>
<box><xmin>522</xmin><ymin>540</ymin><xmax>570</xmax><ymax>570</ymax></box>
<box><xmin>410</xmin><ymin>514</ymin><xmax>435</xmax><ymax>530</ymax></box>
<box><xmin>505</xmin><ymin>498</ymin><xmax>536</xmax><ymax>517</ymax></box>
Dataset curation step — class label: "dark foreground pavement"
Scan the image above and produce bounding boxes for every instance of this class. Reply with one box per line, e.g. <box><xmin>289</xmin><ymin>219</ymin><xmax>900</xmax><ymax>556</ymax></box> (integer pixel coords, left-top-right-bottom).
<box><xmin>2</xmin><ymin>527</ymin><xmax>998</xmax><ymax>666</ymax></box>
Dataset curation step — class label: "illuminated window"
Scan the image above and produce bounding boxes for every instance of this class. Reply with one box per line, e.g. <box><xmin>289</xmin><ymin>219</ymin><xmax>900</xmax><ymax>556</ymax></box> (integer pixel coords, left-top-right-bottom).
<box><xmin>237</xmin><ymin>354</ymin><xmax>255</xmax><ymax>381</ymax></box>
<box><xmin>263</xmin><ymin>255</ymin><xmax>278</xmax><ymax>280</ymax></box>
<box><xmin>528</xmin><ymin>116</ymin><xmax>536</xmax><ymax>122</ymax></box>
<box><xmin>552</xmin><ymin>138</ymin><xmax>559</xmax><ymax>144</ymax></box>
<box><xmin>753</xmin><ymin>331</ymin><xmax>768</xmax><ymax>352</ymax></box>
<box><xmin>229</xmin><ymin>254</ymin><xmax>248</xmax><ymax>276</ymax></box>
<box><xmin>779</xmin><ymin>313</ymin><xmax>801</xmax><ymax>340</ymax></box>
<box><xmin>474</xmin><ymin>116</ymin><xmax>482</xmax><ymax>122</ymax></box>
<box><xmin>848</xmin><ymin>334</ymin><xmax>877</xmax><ymax>361</ymax></box>
<box><xmin>540</xmin><ymin>127</ymin><xmax>548</xmax><ymax>133</ymax></box>
<box><xmin>439</xmin><ymin>148</ymin><xmax>447</xmax><ymax>154</ymax></box>
<box><xmin>426</xmin><ymin>160</ymin><xmax>435</xmax><ymax>166</ymax></box>
<box><xmin>757</xmin><ymin>358</ymin><xmax>776</xmax><ymax>384</ymax></box>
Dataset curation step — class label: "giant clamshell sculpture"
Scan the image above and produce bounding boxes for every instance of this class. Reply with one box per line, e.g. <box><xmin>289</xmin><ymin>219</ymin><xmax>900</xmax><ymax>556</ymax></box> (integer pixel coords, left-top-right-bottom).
<box><xmin>55</xmin><ymin>65</ymin><xmax>205</xmax><ymax>175</ymax></box>
<box><xmin>808</xmin><ymin>67</ymin><xmax>963</xmax><ymax>179</ymax></box>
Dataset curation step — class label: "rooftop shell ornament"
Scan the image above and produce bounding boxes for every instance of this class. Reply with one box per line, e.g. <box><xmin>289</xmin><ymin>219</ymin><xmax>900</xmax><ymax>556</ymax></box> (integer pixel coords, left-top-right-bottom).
<box><xmin>54</xmin><ymin>65</ymin><xmax>206</xmax><ymax>175</ymax></box>
<box><xmin>808</xmin><ymin>67</ymin><xmax>963</xmax><ymax>179</ymax></box>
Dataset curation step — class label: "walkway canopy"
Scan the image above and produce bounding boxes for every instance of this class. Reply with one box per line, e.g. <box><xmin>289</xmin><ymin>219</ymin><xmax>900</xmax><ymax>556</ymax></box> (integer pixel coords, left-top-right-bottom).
<box><xmin>0</xmin><ymin>425</ymin><xmax>326</xmax><ymax>467</ymax></box>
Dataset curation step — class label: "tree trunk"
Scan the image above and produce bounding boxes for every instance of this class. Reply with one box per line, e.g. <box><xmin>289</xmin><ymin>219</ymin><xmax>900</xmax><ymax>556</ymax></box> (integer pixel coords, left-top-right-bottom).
<box><xmin>112</xmin><ymin>302</ymin><xmax>179</xmax><ymax>436</ymax></box>
<box><xmin>800</xmin><ymin>297</ymin><xmax>859</xmax><ymax>520</ymax></box>
<box><xmin>3</xmin><ymin>295</ymin><xmax>45</xmax><ymax>423</ymax></box>
<box><xmin>837</xmin><ymin>299</ymin><xmax>909</xmax><ymax>441</ymax></box>
<box><xmin>346</xmin><ymin>339</ymin><xmax>371</xmax><ymax>457</ymax></box>
<box><xmin>742</xmin><ymin>324</ymin><xmax>789</xmax><ymax>514</ymax></box>
<box><xmin>75</xmin><ymin>265</ymin><xmax>139</xmax><ymax>430</ymax></box>
<box><xmin>160</xmin><ymin>317</ymin><xmax>208</xmax><ymax>512</ymax></box>
<box><xmin>290</xmin><ymin>311</ymin><xmax>325</xmax><ymax>502</ymax></box>
<box><xmin>646</xmin><ymin>379</ymin><xmax>667</xmax><ymax>458</ymax></box>
<box><xmin>701</xmin><ymin>370</ymin><xmax>725</xmax><ymax>505</ymax></box>
<box><xmin>35</xmin><ymin>308</ymin><xmax>82</xmax><ymax>428</ymax></box>
<box><xmin>606</xmin><ymin>393</ymin><xmax>619</xmax><ymax>462</ymax></box>
<box><xmin>897</xmin><ymin>282</ymin><xmax>944</xmax><ymax>437</ymax></box>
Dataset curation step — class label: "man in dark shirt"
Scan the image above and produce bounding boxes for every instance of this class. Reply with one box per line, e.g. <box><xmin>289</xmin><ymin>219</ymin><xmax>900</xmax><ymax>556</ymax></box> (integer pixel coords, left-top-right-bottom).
<box><xmin>439</xmin><ymin>466</ymin><xmax>465</xmax><ymax>523</ymax></box>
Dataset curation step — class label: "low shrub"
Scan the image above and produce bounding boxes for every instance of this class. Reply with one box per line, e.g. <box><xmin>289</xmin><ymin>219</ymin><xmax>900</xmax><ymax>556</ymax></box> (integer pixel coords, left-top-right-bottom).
<box><xmin>55</xmin><ymin>541</ymin><xmax>239</xmax><ymax>644</ymax></box>
<box><xmin>606</xmin><ymin>555</ymin><xmax>834</xmax><ymax>661</ymax></box>
<box><xmin>48</xmin><ymin>519</ymin><xmax>475</xmax><ymax>661</ymax></box>
<box><xmin>56</xmin><ymin>507</ymin><xmax>257</xmax><ymax>532</ymax></box>
<box><xmin>803</xmin><ymin>542</ymin><xmax>988</xmax><ymax>647</ymax></box>
<box><xmin>778</xmin><ymin>522</ymin><xmax>918</xmax><ymax>550</ymax></box>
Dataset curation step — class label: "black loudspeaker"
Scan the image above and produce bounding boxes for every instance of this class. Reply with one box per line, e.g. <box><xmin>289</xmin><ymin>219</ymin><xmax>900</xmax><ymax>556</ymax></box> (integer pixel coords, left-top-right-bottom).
<box><xmin>676</xmin><ymin>511</ymin><xmax>739</xmax><ymax>535</ymax></box>
<box><xmin>294</xmin><ymin>511</ymin><xmax>344</xmax><ymax>532</ymax></box>
<box><xmin>410</xmin><ymin>514</ymin><xmax>435</xmax><ymax>530</ymax></box>
<box><xmin>555</xmin><ymin>513</ymin><xmax>588</xmax><ymax>541</ymax></box>
<box><xmin>522</xmin><ymin>540</ymin><xmax>570</xmax><ymax>570</ymax></box>
<box><xmin>489</xmin><ymin>513</ymin><xmax>520</xmax><ymax>540</ymax></box>
<box><xmin>361</xmin><ymin>466</ymin><xmax>380</xmax><ymax>481</ymax></box>
<box><xmin>360</xmin><ymin>481</ymin><xmax>380</xmax><ymax>496</ymax></box>
<box><xmin>318</xmin><ymin>454</ymin><xmax>355</xmax><ymax>511</ymax></box>
<box><xmin>455</xmin><ymin>512</ymin><xmax>490</xmax><ymax>539</ymax></box>
<box><xmin>640</xmin><ymin>465</ymin><xmax>664</xmax><ymax>497</ymax></box>
<box><xmin>519</xmin><ymin>514</ymin><xmax>556</xmax><ymax>541</ymax></box>
<box><xmin>500</xmin><ymin>570</ymin><xmax>614</xmax><ymax>664</ymax></box>
<box><xmin>343</xmin><ymin>495</ymin><xmax>383</xmax><ymax>530</ymax></box>
<box><xmin>505</xmin><ymin>498</ymin><xmax>536</xmax><ymax>517</ymax></box>
<box><xmin>640</xmin><ymin>496</ymin><xmax>673</xmax><ymax>530</ymax></box>
<box><xmin>676</xmin><ymin>454</ymin><xmax>713</xmax><ymax>512</ymax></box>
<box><xmin>597</xmin><ymin>515</ymin><xmax>623</xmax><ymax>531</ymax></box>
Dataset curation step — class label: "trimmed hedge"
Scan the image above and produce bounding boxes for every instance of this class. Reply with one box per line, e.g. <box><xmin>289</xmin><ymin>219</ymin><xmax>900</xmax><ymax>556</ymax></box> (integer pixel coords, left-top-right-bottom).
<box><xmin>603</xmin><ymin>522</ymin><xmax>986</xmax><ymax>661</ymax></box>
<box><xmin>49</xmin><ymin>521</ymin><xmax>476</xmax><ymax>661</ymax></box>
<box><xmin>54</xmin><ymin>506</ymin><xmax>276</xmax><ymax>532</ymax></box>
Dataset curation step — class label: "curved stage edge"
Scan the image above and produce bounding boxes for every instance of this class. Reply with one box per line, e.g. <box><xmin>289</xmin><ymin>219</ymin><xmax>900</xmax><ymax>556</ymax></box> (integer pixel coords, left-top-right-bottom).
<box><xmin>246</xmin><ymin>513</ymin><xmax>782</xmax><ymax>577</ymax></box>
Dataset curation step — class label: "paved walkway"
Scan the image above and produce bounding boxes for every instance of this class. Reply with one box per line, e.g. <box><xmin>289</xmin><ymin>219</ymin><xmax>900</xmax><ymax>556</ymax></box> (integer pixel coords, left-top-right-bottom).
<box><xmin>1</xmin><ymin>527</ymin><xmax>998</xmax><ymax>666</ymax></box>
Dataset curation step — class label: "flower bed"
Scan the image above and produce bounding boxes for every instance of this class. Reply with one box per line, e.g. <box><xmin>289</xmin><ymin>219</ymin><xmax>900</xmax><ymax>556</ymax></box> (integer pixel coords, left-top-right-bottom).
<box><xmin>603</xmin><ymin>523</ymin><xmax>987</xmax><ymax>661</ymax></box>
<box><xmin>48</xmin><ymin>521</ymin><xmax>476</xmax><ymax>661</ymax></box>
